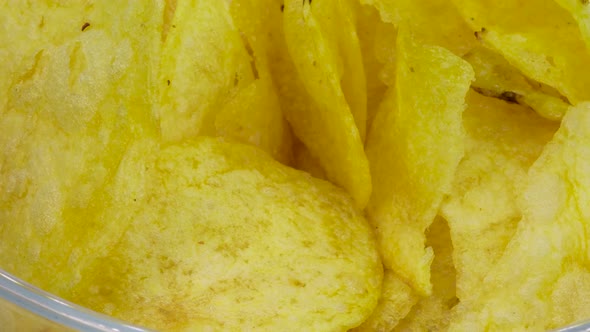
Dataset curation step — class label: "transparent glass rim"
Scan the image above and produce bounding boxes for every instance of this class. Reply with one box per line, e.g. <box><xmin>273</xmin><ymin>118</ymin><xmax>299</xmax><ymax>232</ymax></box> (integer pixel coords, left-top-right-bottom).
<box><xmin>1</xmin><ymin>267</ymin><xmax>590</xmax><ymax>332</ymax></box>
<box><xmin>0</xmin><ymin>268</ymin><xmax>151</xmax><ymax>332</ymax></box>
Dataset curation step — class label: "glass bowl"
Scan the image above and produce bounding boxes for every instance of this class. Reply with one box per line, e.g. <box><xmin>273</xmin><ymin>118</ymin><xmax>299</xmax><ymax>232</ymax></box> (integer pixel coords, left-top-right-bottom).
<box><xmin>0</xmin><ymin>267</ymin><xmax>589</xmax><ymax>332</ymax></box>
<box><xmin>0</xmin><ymin>269</ymin><xmax>150</xmax><ymax>332</ymax></box>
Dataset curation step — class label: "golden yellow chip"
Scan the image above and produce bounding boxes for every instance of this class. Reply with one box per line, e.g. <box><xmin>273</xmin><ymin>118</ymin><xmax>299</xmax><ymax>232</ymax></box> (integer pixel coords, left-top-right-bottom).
<box><xmin>236</xmin><ymin>0</ymin><xmax>370</xmax><ymax>204</ymax></box>
<box><xmin>550</xmin><ymin>264</ymin><xmax>590</xmax><ymax>329</ymax></box>
<box><xmin>215</xmin><ymin>77</ymin><xmax>292</xmax><ymax>164</ymax></box>
<box><xmin>0</xmin><ymin>2</ymin><xmax>80</xmax><ymax>104</ymax></box>
<box><xmin>0</xmin><ymin>1</ymin><xmax>163</xmax><ymax>293</ymax></box>
<box><xmin>229</xmin><ymin>0</ymin><xmax>278</xmax><ymax>79</ymax></box>
<box><xmin>353</xmin><ymin>2</ymin><xmax>387</xmax><ymax>130</ymax></box>
<box><xmin>451</xmin><ymin>0</ymin><xmax>590</xmax><ymax>104</ymax></box>
<box><xmin>231</xmin><ymin>0</ymin><xmax>333</xmax><ymax>174</ymax></box>
<box><xmin>227</xmin><ymin>0</ymin><xmax>295</xmax><ymax>163</ymax></box>
<box><xmin>361</xmin><ymin>0</ymin><xmax>477</xmax><ymax>56</ymax></box>
<box><xmin>553</xmin><ymin>0</ymin><xmax>590</xmax><ymax>50</ymax></box>
<box><xmin>283</xmin><ymin>0</ymin><xmax>371</xmax><ymax>208</ymax></box>
<box><xmin>352</xmin><ymin>270</ymin><xmax>418</xmax><ymax>332</ymax></box>
<box><xmin>67</xmin><ymin>138</ymin><xmax>382</xmax><ymax>331</ymax></box>
<box><xmin>449</xmin><ymin>102</ymin><xmax>590</xmax><ymax>331</ymax></box>
<box><xmin>284</xmin><ymin>0</ymin><xmax>367</xmax><ymax>140</ymax></box>
<box><xmin>395</xmin><ymin>217</ymin><xmax>457</xmax><ymax>332</ymax></box>
<box><xmin>373</xmin><ymin>19</ymin><xmax>398</xmax><ymax>88</ymax></box>
<box><xmin>160</xmin><ymin>0</ymin><xmax>292</xmax><ymax>163</ymax></box>
<box><xmin>319</xmin><ymin>0</ymin><xmax>368</xmax><ymax>141</ymax></box>
<box><xmin>441</xmin><ymin>91</ymin><xmax>558</xmax><ymax>301</ymax></box>
<box><xmin>465</xmin><ymin>46</ymin><xmax>570</xmax><ymax>121</ymax></box>
<box><xmin>158</xmin><ymin>0</ymin><xmax>253</xmax><ymax>142</ymax></box>
<box><xmin>366</xmin><ymin>27</ymin><xmax>473</xmax><ymax>295</ymax></box>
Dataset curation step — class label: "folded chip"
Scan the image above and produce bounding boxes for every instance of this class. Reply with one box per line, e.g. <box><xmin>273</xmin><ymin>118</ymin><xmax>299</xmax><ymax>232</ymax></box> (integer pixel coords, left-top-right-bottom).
<box><xmin>353</xmin><ymin>2</ymin><xmax>388</xmax><ymax>130</ymax></box>
<box><xmin>449</xmin><ymin>102</ymin><xmax>590</xmax><ymax>330</ymax></box>
<box><xmin>465</xmin><ymin>46</ymin><xmax>571</xmax><ymax>121</ymax></box>
<box><xmin>282</xmin><ymin>0</ymin><xmax>371</xmax><ymax>208</ymax></box>
<box><xmin>395</xmin><ymin>216</ymin><xmax>457</xmax><ymax>332</ymax></box>
<box><xmin>159</xmin><ymin>0</ymin><xmax>292</xmax><ymax>163</ymax></box>
<box><xmin>451</xmin><ymin>0</ymin><xmax>590</xmax><ymax>104</ymax></box>
<box><xmin>361</xmin><ymin>0</ymin><xmax>477</xmax><ymax>56</ymax></box>
<box><xmin>352</xmin><ymin>270</ymin><xmax>418</xmax><ymax>332</ymax></box>
<box><xmin>366</xmin><ymin>27</ymin><xmax>473</xmax><ymax>295</ymax></box>
<box><xmin>441</xmin><ymin>91</ymin><xmax>558</xmax><ymax>301</ymax></box>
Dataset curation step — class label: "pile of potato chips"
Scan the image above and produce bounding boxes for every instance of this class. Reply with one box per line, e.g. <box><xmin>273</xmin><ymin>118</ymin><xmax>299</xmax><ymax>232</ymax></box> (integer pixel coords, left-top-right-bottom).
<box><xmin>2</xmin><ymin>0</ymin><xmax>590</xmax><ymax>331</ymax></box>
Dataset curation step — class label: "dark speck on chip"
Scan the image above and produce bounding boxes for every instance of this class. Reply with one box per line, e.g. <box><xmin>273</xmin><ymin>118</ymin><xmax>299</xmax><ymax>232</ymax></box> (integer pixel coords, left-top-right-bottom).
<box><xmin>474</xmin><ymin>27</ymin><xmax>487</xmax><ymax>40</ymax></box>
<box><xmin>499</xmin><ymin>91</ymin><xmax>519</xmax><ymax>104</ymax></box>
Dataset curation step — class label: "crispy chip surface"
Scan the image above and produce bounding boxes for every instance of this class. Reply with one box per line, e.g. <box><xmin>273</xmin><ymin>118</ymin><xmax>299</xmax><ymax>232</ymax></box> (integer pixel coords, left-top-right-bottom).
<box><xmin>0</xmin><ymin>0</ymin><xmax>162</xmax><ymax>294</ymax></box>
<box><xmin>449</xmin><ymin>103</ymin><xmax>590</xmax><ymax>330</ymax></box>
<box><xmin>441</xmin><ymin>91</ymin><xmax>558</xmax><ymax>301</ymax></box>
<box><xmin>465</xmin><ymin>46</ymin><xmax>570</xmax><ymax>121</ymax></box>
<box><xmin>158</xmin><ymin>0</ymin><xmax>253</xmax><ymax>142</ymax></box>
<box><xmin>4</xmin><ymin>1</ymin><xmax>590</xmax><ymax>331</ymax></box>
<box><xmin>395</xmin><ymin>217</ymin><xmax>457</xmax><ymax>332</ymax></box>
<box><xmin>160</xmin><ymin>0</ymin><xmax>292</xmax><ymax>162</ymax></box>
<box><xmin>67</xmin><ymin>138</ymin><xmax>382</xmax><ymax>332</ymax></box>
<box><xmin>215</xmin><ymin>77</ymin><xmax>292</xmax><ymax>164</ymax></box>
<box><xmin>366</xmin><ymin>27</ymin><xmax>473</xmax><ymax>295</ymax></box>
<box><xmin>452</xmin><ymin>0</ymin><xmax>590</xmax><ymax>104</ymax></box>
<box><xmin>283</xmin><ymin>0</ymin><xmax>371</xmax><ymax>208</ymax></box>
<box><xmin>313</xmin><ymin>0</ymin><xmax>368</xmax><ymax>140</ymax></box>
<box><xmin>354</xmin><ymin>2</ymin><xmax>388</xmax><ymax>130</ymax></box>
<box><xmin>361</xmin><ymin>0</ymin><xmax>477</xmax><ymax>55</ymax></box>
<box><xmin>553</xmin><ymin>0</ymin><xmax>590</xmax><ymax>50</ymax></box>
<box><xmin>352</xmin><ymin>270</ymin><xmax>418</xmax><ymax>332</ymax></box>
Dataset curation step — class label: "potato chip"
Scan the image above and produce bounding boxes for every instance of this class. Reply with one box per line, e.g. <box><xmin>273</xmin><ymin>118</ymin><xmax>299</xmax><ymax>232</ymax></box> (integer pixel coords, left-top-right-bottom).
<box><xmin>231</xmin><ymin>0</ymin><xmax>330</xmax><ymax>170</ymax></box>
<box><xmin>352</xmin><ymin>270</ymin><xmax>418</xmax><ymax>332</ymax></box>
<box><xmin>68</xmin><ymin>138</ymin><xmax>382</xmax><ymax>332</ymax></box>
<box><xmin>283</xmin><ymin>0</ymin><xmax>371</xmax><ymax>208</ymax></box>
<box><xmin>158</xmin><ymin>0</ymin><xmax>253</xmax><ymax>142</ymax></box>
<box><xmin>451</xmin><ymin>0</ymin><xmax>590</xmax><ymax>104</ymax></box>
<box><xmin>159</xmin><ymin>0</ymin><xmax>292</xmax><ymax>162</ymax></box>
<box><xmin>215</xmin><ymin>77</ymin><xmax>292</xmax><ymax>164</ymax></box>
<box><xmin>395</xmin><ymin>216</ymin><xmax>457</xmax><ymax>332</ymax></box>
<box><xmin>449</xmin><ymin>102</ymin><xmax>590</xmax><ymax>331</ymax></box>
<box><xmin>441</xmin><ymin>91</ymin><xmax>558</xmax><ymax>301</ymax></box>
<box><xmin>285</xmin><ymin>0</ymin><xmax>367</xmax><ymax>141</ymax></box>
<box><xmin>0</xmin><ymin>2</ymin><xmax>142</xmax><ymax>108</ymax></box>
<box><xmin>232</xmin><ymin>0</ymin><xmax>369</xmax><ymax>199</ymax></box>
<box><xmin>365</xmin><ymin>27</ymin><xmax>473</xmax><ymax>295</ymax></box>
<box><xmin>353</xmin><ymin>2</ymin><xmax>388</xmax><ymax>130</ymax></box>
<box><xmin>0</xmin><ymin>1</ymin><xmax>163</xmax><ymax>293</ymax></box>
<box><xmin>550</xmin><ymin>263</ymin><xmax>590</xmax><ymax>329</ymax></box>
<box><xmin>465</xmin><ymin>46</ymin><xmax>570</xmax><ymax>121</ymax></box>
<box><xmin>361</xmin><ymin>0</ymin><xmax>477</xmax><ymax>56</ymax></box>
<box><xmin>373</xmin><ymin>20</ymin><xmax>398</xmax><ymax>88</ymax></box>
<box><xmin>162</xmin><ymin>0</ymin><xmax>177</xmax><ymax>42</ymax></box>
<box><xmin>552</xmin><ymin>0</ymin><xmax>590</xmax><ymax>50</ymax></box>
<box><xmin>229</xmin><ymin>0</ymin><xmax>286</xmax><ymax>83</ymax></box>
<box><xmin>318</xmin><ymin>0</ymin><xmax>368</xmax><ymax>141</ymax></box>
<box><xmin>229</xmin><ymin>0</ymin><xmax>279</xmax><ymax>80</ymax></box>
